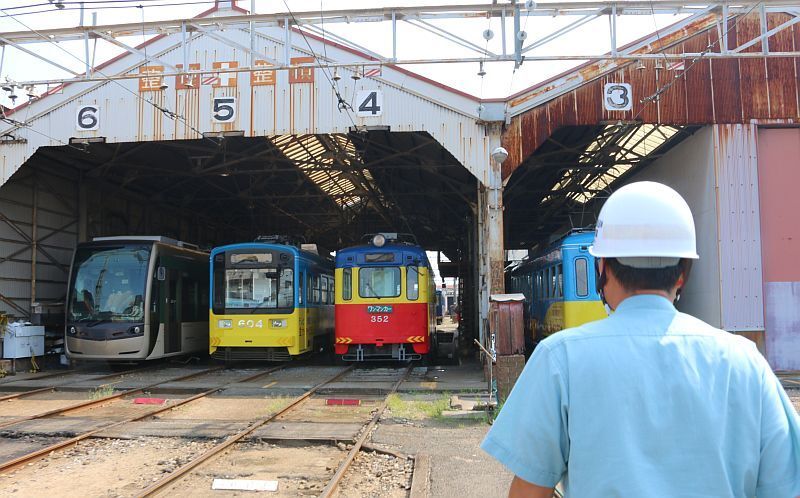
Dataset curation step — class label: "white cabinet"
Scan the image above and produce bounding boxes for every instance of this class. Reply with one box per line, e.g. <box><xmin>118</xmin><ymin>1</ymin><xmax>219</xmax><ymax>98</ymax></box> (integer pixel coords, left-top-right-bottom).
<box><xmin>2</xmin><ymin>323</ymin><xmax>45</xmax><ymax>359</ymax></box>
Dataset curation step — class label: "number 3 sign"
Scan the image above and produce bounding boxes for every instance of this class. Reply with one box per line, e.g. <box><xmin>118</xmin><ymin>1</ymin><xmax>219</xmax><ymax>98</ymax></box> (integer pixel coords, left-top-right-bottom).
<box><xmin>604</xmin><ymin>83</ymin><xmax>632</xmax><ymax>111</ymax></box>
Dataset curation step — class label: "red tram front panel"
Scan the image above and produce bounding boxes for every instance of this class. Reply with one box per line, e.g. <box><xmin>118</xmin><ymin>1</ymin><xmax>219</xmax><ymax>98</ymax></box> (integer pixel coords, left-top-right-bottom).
<box><xmin>334</xmin><ymin>302</ymin><xmax>431</xmax><ymax>355</ymax></box>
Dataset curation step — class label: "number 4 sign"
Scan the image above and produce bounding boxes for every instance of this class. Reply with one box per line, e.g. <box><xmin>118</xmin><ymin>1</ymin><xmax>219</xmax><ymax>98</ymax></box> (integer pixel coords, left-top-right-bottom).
<box><xmin>355</xmin><ymin>90</ymin><xmax>383</xmax><ymax>118</ymax></box>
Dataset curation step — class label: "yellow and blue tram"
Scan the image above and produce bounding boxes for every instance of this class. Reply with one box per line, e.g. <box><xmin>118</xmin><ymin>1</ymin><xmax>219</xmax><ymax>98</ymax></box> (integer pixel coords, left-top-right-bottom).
<box><xmin>334</xmin><ymin>233</ymin><xmax>436</xmax><ymax>362</ymax></box>
<box><xmin>209</xmin><ymin>237</ymin><xmax>334</xmax><ymax>361</ymax></box>
<box><xmin>65</xmin><ymin>236</ymin><xmax>209</xmax><ymax>361</ymax></box>
<box><xmin>508</xmin><ymin>230</ymin><xmax>606</xmax><ymax>347</ymax></box>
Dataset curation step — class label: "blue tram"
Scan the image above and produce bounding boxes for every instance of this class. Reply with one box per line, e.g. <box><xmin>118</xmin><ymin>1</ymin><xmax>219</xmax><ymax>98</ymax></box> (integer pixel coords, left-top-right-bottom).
<box><xmin>209</xmin><ymin>237</ymin><xmax>334</xmax><ymax>361</ymax></box>
<box><xmin>508</xmin><ymin>230</ymin><xmax>606</xmax><ymax>346</ymax></box>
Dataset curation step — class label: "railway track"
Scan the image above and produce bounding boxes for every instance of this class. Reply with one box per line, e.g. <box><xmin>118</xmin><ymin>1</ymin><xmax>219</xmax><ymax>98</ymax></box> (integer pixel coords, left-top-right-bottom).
<box><xmin>0</xmin><ymin>365</ymin><xmax>288</xmax><ymax>473</ymax></box>
<box><xmin>320</xmin><ymin>364</ymin><xmax>413</xmax><ymax>497</ymax></box>
<box><xmin>0</xmin><ymin>365</ymin><xmax>153</xmax><ymax>402</ymax></box>
<box><xmin>135</xmin><ymin>365</ymin><xmax>356</xmax><ymax>497</ymax></box>
<box><xmin>132</xmin><ymin>365</ymin><xmax>413</xmax><ymax>497</ymax></box>
<box><xmin>0</xmin><ymin>365</ymin><xmax>226</xmax><ymax>430</ymax></box>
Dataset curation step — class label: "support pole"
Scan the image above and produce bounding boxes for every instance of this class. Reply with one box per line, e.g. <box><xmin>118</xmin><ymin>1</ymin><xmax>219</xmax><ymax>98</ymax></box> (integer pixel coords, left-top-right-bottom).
<box><xmin>610</xmin><ymin>4</ymin><xmax>618</xmax><ymax>57</ymax></box>
<box><xmin>513</xmin><ymin>1</ymin><xmax>522</xmax><ymax>68</ymax></box>
<box><xmin>30</xmin><ymin>181</ymin><xmax>37</xmax><ymax>312</ymax></box>
<box><xmin>477</xmin><ymin>125</ymin><xmax>506</xmax><ymax>347</ymax></box>
<box><xmin>392</xmin><ymin>11</ymin><xmax>397</xmax><ymax>61</ymax></box>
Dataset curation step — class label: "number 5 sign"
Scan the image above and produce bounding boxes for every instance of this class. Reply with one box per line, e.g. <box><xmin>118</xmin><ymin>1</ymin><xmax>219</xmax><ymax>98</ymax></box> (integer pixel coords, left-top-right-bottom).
<box><xmin>355</xmin><ymin>90</ymin><xmax>383</xmax><ymax>118</ymax></box>
<box><xmin>604</xmin><ymin>83</ymin><xmax>632</xmax><ymax>111</ymax></box>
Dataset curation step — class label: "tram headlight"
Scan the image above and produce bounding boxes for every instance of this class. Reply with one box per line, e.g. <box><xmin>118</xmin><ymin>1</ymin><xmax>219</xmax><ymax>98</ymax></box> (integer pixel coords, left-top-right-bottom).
<box><xmin>218</xmin><ymin>319</ymin><xmax>232</xmax><ymax>329</ymax></box>
<box><xmin>68</xmin><ymin>326</ymin><xmax>77</xmax><ymax>335</ymax></box>
<box><xmin>126</xmin><ymin>325</ymin><xmax>144</xmax><ymax>336</ymax></box>
<box><xmin>372</xmin><ymin>233</ymin><xmax>386</xmax><ymax>247</ymax></box>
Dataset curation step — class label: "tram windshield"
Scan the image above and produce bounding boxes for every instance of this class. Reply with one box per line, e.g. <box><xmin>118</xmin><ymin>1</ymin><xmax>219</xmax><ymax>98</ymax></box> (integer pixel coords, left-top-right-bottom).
<box><xmin>359</xmin><ymin>267</ymin><xmax>401</xmax><ymax>298</ymax></box>
<box><xmin>223</xmin><ymin>267</ymin><xmax>294</xmax><ymax>310</ymax></box>
<box><xmin>68</xmin><ymin>245</ymin><xmax>150</xmax><ymax>323</ymax></box>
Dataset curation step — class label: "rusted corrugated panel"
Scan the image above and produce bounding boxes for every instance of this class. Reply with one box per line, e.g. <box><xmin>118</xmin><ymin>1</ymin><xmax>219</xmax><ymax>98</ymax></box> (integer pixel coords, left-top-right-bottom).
<box><xmin>501</xmin><ymin>117</ymin><xmax>523</xmax><ymax>179</ymax></box>
<box><xmin>627</xmin><ymin>58</ymin><xmax>658</xmax><ymax>123</ymax></box>
<box><xmin>714</xmin><ymin>124</ymin><xmax>764</xmax><ymax>332</ymax></box>
<box><xmin>683</xmin><ymin>31</ymin><xmax>715</xmax><ymax>123</ymax></box>
<box><xmin>520</xmin><ymin>110</ymin><xmax>539</xmax><ymax>160</ymax></box>
<box><xmin>737</xmin><ymin>14</ymin><xmax>770</xmax><ymax>120</ymax></box>
<box><xmin>657</xmin><ymin>45</ymin><xmax>688</xmax><ymax>125</ymax></box>
<box><xmin>532</xmin><ymin>106</ymin><xmax>550</xmax><ymax>151</ymax></box>
<box><xmin>710</xmin><ymin>21</ymin><xmax>743</xmax><ymax>123</ymax></box>
<box><xmin>557</xmin><ymin>91</ymin><xmax>578</xmax><ymax>127</ymax></box>
<box><xmin>574</xmin><ymin>80</ymin><xmax>602</xmax><ymax>125</ymax></box>
<box><xmin>766</xmin><ymin>14</ymin><xmax>798</xmax><ymax>118</ymax></box>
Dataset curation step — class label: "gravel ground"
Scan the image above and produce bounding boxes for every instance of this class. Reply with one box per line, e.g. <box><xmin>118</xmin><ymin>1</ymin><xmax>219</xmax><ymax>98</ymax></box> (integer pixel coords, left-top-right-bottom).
<box><xmin>332</xmin><ymin>449</ymin><xmax>413</xmax><ymax>498</ymax></box>
<box><xmin>371</xmin><ymin>418</ymin><xmax>510</xmax><ymax>498</ymax></box>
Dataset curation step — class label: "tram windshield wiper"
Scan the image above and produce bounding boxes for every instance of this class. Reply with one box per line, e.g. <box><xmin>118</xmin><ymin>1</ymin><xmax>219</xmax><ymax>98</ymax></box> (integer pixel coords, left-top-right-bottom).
<box><xmin>364</xmin><ymin>281</ymin><xmax>380</xmax><ymax>299</ymax></box>
<box><xmin>86</xmin><ymin>318</ymin><xmax>112</xmax><ymax>327</ymax></box>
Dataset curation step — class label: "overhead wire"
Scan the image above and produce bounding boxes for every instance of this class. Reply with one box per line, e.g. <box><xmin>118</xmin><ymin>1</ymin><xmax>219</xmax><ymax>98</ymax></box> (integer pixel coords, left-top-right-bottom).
<box><xmin>0</xmin><ymin>0</ymin><xmax>219</xmax><ymax>17</ymax></box>
<box><xmin>0</xmin><ymin>5</ymin><xmax>219</xmax><ymax>147</ymax></box>
<box><xmin>635</xmin><ymin>1</ymin><xmax>763</xmax><ymax>119</ymax></box>
<box><xmin>281</xmin><ymin>0</ymin><xmax>358</xmax><ymax>127</ymax></box>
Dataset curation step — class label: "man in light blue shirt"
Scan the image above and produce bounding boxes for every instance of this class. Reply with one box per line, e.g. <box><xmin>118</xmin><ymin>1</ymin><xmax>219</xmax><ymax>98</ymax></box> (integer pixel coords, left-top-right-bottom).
<box><xmin>482</xmin><ymin>182</ymin><xmax>800</xmax><ymax>497</ymax></box>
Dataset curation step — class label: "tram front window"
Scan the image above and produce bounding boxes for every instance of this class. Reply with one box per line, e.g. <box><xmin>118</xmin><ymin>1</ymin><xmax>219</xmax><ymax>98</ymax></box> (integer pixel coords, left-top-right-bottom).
<box><xmin>223</xmin><ymin>267</ymin><xmax>294</xmax><ymax>310</ymax></box>
<box><xmin>359</xmin><ymin>267</ymin><xmax>401</xmax><ymax>298</ymax></box>
<box><xmin>68</xmin><ymin>245</ymin><xmax>150</xmax><ymax>323</ymax></box>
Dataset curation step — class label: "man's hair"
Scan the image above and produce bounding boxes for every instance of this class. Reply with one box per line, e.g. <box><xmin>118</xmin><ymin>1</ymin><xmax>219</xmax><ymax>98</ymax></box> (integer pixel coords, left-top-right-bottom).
<box><xmin>605</xmin><ymin>258</ymin><xmax>693</xmax><ymax>293</ymax></box>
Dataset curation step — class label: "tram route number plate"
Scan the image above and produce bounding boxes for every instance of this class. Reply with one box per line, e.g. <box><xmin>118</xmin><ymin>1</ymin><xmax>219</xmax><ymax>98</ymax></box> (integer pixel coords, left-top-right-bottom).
<box><xmin>367</xmin><ymin>305</ymin><xmax>393</xmax><ymax>313</ymax></box>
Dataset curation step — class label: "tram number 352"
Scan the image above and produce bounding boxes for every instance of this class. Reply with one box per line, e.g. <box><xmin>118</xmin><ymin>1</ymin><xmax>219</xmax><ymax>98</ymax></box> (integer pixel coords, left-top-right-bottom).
<box><xmin>370</xmin><ymin>315</ymin><xmax>389</xmax><ymax>323</ymax></box>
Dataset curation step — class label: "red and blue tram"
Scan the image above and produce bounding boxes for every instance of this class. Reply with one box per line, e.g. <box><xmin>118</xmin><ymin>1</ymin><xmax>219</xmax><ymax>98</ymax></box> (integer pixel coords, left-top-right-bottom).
<box><xmin>334</xmin><ymin>233</ymin><xmax>436</xmax><ymax>362</ymax></box>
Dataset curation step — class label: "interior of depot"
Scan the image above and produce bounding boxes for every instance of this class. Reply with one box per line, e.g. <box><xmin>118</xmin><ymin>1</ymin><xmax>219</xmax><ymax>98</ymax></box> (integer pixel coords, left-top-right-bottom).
<box><xmin>0</xmin><ymin>121</ymin><xmax>705</xmax><ymax>360</ymax></box>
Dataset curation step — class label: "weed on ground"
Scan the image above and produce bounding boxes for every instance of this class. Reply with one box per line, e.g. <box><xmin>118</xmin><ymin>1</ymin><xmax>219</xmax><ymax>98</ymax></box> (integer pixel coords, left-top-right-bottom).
<box><xmin>89</xmin><ymin>385</ymin><xmax>115</xmax><ymax>400</ymax></box>
<box><xmin>386</xmin><ymin>393</ymin><xmax>451</xmax><ymax>420</ymax></box>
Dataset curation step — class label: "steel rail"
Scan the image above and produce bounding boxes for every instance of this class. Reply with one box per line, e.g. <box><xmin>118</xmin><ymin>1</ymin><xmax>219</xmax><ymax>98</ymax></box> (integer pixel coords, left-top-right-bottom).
<box><xmin>0</xmin><ymin>365</ymin><xmax>288</xmax><ymax>474</ymax></box>
<box><xmin>135</xmin><ymin>365</ymin><xmax>355</xmax><ymax>498</ymax></box>
<box><xmin>0</xmin><ymin>365</ymin><xmax>156</xmax><ymax>402</ymax></box>
<box><xmin>0</xmin><ymin>368</ymin><xmax>87</xmax><ymax>387</ymax></box>
<box><xmin>319</xmin><ymin>365</ymin><xmax>413</xmax><ymax>498</ymax></box>
<box><xmin>0</xmin><ymin>365</ymin><xmax>225</xmax><ymax>430</ymax></box>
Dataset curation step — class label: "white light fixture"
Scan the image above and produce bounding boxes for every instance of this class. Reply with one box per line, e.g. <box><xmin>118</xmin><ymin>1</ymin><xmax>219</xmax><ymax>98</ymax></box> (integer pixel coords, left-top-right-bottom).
<box><xmin>372</xmin><ymin>233</ymin><xmax>386</xmax><ymax>247</ymax></box>
<box><xmin>491</xmin><ymin>146</ymin><xmax>508</xmax><ymax>164</ymax></box>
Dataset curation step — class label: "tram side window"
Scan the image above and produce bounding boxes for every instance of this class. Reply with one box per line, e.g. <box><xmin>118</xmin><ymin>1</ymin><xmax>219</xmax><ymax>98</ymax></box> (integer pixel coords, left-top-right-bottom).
<box><xmin>343</xmin><ymin>268</ymin><xmax>352</xmax><ymax>301</ymax></box>
<box><xmin>321</xmin><ymin>275</ymin><xmax>328</xmax><ymax>304</ymax></box>
<box><xmin>407</xmin><ymin>266</ymin><xmax>419</xmax><ymax>301</ymax></box>
<box><xmin>575</xmin><ymin>258</ymin><xmax>589</xmax><ymax>297</ymax></box>
<box><xmin>298</xmin><ymin>272</ymin><xmax>304</xmax><ymax>305</ymax></box>
<box><xmin>327</xmin><ymin>276</ymin><xmax>335</xmax><ymax>304</ymax></box>
<box><xmin>556</xmin><ymin>264</ymin><xmax>563</xmax><ymax>299</ymax></box>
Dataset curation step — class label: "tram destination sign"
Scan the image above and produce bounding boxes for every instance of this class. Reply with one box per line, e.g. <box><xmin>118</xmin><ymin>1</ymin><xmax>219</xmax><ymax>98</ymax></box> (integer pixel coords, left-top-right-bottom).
<box><xmin>367</xmin><ymin>305</ymin><xmax>393</xmax><ymax>313</ymax></box>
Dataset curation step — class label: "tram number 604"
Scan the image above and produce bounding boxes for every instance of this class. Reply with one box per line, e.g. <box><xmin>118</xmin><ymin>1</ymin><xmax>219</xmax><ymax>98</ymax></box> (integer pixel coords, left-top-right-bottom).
<box><xmin>370</xmin><ymin>315</ymin><xmax>389</xmax><ymax>323</ymax></box>
<box><xmin>212</xmin><ymin>97</ymin><xmax>237</xmax><ymax>123</ymax></box>
<box><xmin>356</xmin><ymin>90</ymin><xmax>383</xmax><ymax>117</ymax></box>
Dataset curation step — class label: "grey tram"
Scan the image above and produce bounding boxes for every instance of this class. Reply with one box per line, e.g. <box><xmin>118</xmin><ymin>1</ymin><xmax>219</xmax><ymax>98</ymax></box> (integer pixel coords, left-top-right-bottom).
<box><xmin>65</xmin><ymin>236</ymin><xmax>209</xmax><ymax>361</ymax></box>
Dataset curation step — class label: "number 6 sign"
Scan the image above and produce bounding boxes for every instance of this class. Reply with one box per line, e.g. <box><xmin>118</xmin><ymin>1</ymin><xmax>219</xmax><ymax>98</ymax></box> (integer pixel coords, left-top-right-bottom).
<box><xmin>75</xmin><ymin>105</ymin><xmax>100</xmax><ymax>131</ymax></box>
<box><xmin>604</xmin><ymin>83</ymin><xmax>632</xmax><ymax>111</ymax></box>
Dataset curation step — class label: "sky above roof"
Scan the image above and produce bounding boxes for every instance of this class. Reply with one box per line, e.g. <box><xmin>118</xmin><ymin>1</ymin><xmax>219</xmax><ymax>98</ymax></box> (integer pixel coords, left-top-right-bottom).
<box><xmin>0</xmin><ymin>0</ymin><xmax>683</xmax><ymax>108</ymax></box>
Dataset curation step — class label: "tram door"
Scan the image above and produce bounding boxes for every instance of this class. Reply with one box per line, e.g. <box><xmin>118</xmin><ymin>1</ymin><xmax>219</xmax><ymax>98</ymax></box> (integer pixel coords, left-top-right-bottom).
<box><xmin>298</xmin><ymin>271</ymin><xmax>307</xmax><ymax>350</ymax></box>
<box><xmin>163</xmin><ymin>269</ymin><xmax>180</xmax><ymax>354</ymax></box>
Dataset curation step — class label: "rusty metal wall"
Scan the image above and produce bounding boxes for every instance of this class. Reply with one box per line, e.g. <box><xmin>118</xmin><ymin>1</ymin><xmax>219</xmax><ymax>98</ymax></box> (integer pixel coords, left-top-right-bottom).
<box><xmin>0</xmin><ymin>166</ymin><xmax>78</xmax><ymax>318</ymax></box>
<box><xmin>713</xmin><ymin>124</ymin><xmax>765</xmax><ymax>333</ymax></box>
<box><xmin>502</xmin><ymin>12</ymin><xmax>800</xmax><ymax>178</ymax></box>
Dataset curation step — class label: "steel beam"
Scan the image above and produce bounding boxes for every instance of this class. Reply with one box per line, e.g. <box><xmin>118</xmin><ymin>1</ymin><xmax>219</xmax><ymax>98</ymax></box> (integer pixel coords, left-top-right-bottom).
<box><xmin>92</xmin><ymin>31</ymin><xmax>179</xmax><ymax>73</ymax></box>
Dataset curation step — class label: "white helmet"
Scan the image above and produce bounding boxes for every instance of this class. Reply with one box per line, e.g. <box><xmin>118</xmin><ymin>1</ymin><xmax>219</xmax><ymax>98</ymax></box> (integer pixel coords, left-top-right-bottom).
<box><xmin>589</xmin><ymin>181</ymin><xmax>699</xmax><ymax>268</ymax></box>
